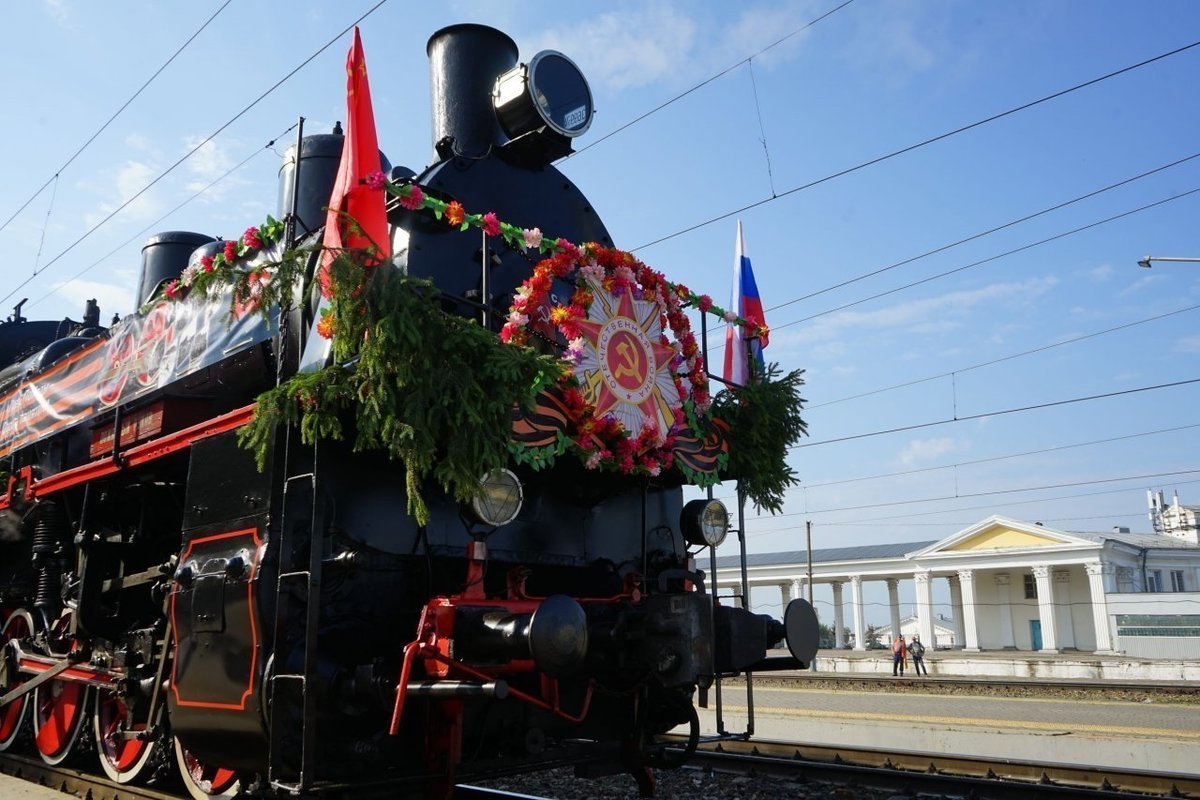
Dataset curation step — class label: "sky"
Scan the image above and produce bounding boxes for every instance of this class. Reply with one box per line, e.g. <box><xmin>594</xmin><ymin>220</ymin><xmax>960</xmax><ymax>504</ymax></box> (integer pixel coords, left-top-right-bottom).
<box><xmin>3</xmin><ymin>1</ymin><xmax>1199</xmax><ymax>625</ymax></box>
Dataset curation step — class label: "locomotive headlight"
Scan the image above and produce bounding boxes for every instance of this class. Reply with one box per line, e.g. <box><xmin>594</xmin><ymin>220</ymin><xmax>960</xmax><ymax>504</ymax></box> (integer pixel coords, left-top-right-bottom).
<box><xmin>493</xmin><ymin>50</ymin><xmax>594</xmax><ymax>141</ymax></box>
<box><xmin>681</xmin><ymin>499</ymin><xmax>729</xmax><ymax>548</ymax></box>
<box><xmin>469</xmin><ymin>469</ymin><xmax>524</xmax><ymax>527</ymax></box>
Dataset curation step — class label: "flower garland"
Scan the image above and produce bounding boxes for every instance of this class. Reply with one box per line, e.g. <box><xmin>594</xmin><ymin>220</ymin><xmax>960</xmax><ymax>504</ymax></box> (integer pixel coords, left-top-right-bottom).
<box><xmin>500</xmin><ymin>243</ymin><xmax>708</xmax><ymax>477</ymax></box>
<box><xmin>154</xmin><ymin>216</ymin><xmax>288</xmax><ymax>309</ymax></box>
<box><xmin>150</xmin><ymin>174</ymin><xmax>785</xmax><ymax>491</ymax></box>
<box><xmin>380</xmin><ymin>179</ymin><xmax>769</xmax><ymax>341</ymax></box>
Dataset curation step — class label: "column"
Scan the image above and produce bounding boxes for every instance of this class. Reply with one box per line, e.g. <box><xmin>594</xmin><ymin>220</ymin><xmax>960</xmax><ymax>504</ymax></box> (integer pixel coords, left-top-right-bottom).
<box><xmin>958</xmin><ymin>570</ymin><xmax>981</xmax><ymax>651</ymax></box>
<box><xmin>850</xmin><ymin>575</ymin><xmax>866</xmax><ymax>652</ymax></box>
<box><xmin>1053</xmin><ymin>570</ymin><xmax>1075</xmax><ymax>649</ymax></box>
<box><xmin>791</xmin><ymin>578</ymin><xmax>803</xmax><ymax>606</ymax></box>
<box><xmin>1085</xmin><ymin>562</ymin><xmax>1114</xmax><ymax>652</ymax></box>
<box><xmin>831</xmin><ymin>581</ymin><xmax>845</xmax><ymax>649</ymax></box>
<box><xmin>948</xmin><ymin>574</ymin><xmax>966</xmax><ymax>649</ymax></box>
<box><xmin>995</xmin><ymin>573</ymin><xmax>1016</xmax><ymax>649</ymax></box>
<box><xmin>780</xmin><ymin>582</ymin><xmax>793</xmax><ymax>610</ymax></box>
<box><xmin>1032</xmin><ymin>565</ymin><xmax>1059</xmax><ymax>653</ymax></box>
<box><xmin>914</xmin><ymin>571</ymin><xmax>935</xmax><ymax>647</ymax></box>
<box><xmin>887</xmin><ymin>578</ymin><xmax>902</xmax><ymax>639</ymax></box>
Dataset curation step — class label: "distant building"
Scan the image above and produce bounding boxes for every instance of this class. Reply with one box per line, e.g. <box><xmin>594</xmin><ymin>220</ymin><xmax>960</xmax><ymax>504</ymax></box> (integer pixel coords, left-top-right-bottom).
<box><xmin>899</xmin><ymin>614</ymin><xmax>955</xmax><ymax>649</ymax></box>
<box><xmin>714</xmin><ymin>496</ymin><xmax>1200</xmax><ymax>660</ymax></box>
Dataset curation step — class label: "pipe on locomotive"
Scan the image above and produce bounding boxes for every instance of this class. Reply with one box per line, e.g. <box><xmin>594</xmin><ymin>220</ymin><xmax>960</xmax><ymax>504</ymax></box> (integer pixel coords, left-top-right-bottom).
<box><xmin>427</xmin><ymin>24</ymin><xmax>519</xmax><ymax>160</ymax></box>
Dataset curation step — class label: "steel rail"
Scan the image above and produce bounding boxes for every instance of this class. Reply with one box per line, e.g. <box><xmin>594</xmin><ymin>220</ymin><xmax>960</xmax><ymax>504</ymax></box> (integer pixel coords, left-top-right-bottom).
<box><xmin>0</xmin><ymin>752</ymin><xmax>180</xmax><ymax>800</ymax></box>
<box><xmin>669</xmin><ymin>737</ymin><xmax>1200</xmax><ymax>799</ymax></box>
<box><xmin>739</xmin><ymin>671</ymin><xmax>1200</xmax><ymax>696</ymax></box>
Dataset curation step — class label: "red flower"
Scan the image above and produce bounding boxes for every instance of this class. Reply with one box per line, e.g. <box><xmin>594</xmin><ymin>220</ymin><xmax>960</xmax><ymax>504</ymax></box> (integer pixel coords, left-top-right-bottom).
<box><xmin>316</xmin><ymin>315</ymin><xmax>336</xmax><ymax>339</ymax></box>
<box><xmin>698</xmin><ymin>294</ymin><xmax>713</xmax><ymax>313</ymax></box>
<box><xmin>243</xmin><ymin>226</ymin><xmax>262</xmax><ymax>250</ymax></box>
<box><xmin>200</xmin><ymin>255</ymin><xmax>215</xmax><ymax>273</ymax></box>
<box><xmin>223</xmin><ymin>240</ymin><xmax>238</xmax><ymax>263</ymax></box>
<box><xmin>400</xmin><ymin>185</ymin><xmax>423</xmax><ymax>210</ymax></box>
<box><xmin>445</xmin><ymin>201</ymin><xmax>465</xmax><ymax>227</ymax></box>
<box><xmin>165</xmin><ymin>279</ymin><xmax>180</xmax><ymax>300</ymax></box>
<box><xmin>365</xmin><ymin>171</ymin><xmax>387</xmax><ymax>191</ymax></box>
<box><xmin>482</xmin><ymin>212</ymin><xmax>501</xmax><ymax>237</ymax></box>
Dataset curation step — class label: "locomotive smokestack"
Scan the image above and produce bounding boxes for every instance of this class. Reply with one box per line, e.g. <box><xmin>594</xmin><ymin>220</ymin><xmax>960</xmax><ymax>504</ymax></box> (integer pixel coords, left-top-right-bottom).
<box><xmin>426</xmin><ymin>24</ymin><xmax>518</xmax><ymax>160</ymax></box>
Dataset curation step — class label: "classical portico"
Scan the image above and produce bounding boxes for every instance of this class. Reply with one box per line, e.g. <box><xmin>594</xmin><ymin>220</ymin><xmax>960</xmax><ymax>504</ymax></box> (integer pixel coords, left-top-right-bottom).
<box><xmin>713</xmin><ymin>515</ymin><xmax>1200</xmax><ymax>655</ymax></box>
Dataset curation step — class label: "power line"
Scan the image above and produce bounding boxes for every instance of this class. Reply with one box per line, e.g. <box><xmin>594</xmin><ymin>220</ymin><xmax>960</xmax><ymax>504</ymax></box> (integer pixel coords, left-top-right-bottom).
<box><xmin>0</xmin><ymin>0</ymin><xmax>389</xmax><ymax>309</ymax></box>
<box><xmin>0</xmin><ymin>0</ymin><xmax>232</xmax><ymax>239</ymax></box>
<box><xmin>744</xmin><ymin>468</ymin><xmax>1200</xmax><ymax>527</ymax></box>
<box><xmin>567</xmin><ymin>0</ymin><xmax>855</xmax><ymax>160</ymax></box>
<box><xmin>767</xmin><ymin>151</ymin><xmax>1200</xmax><ymax>314</ymax></box>
<box><xmin>804</xmin><ymin>423</ymin><xmax>1200</xmax><ymax>488</ymax></box>
<box><xmin>807</xmin><ymin>304</ymin><xmax>1200</xmax><ymax>409</ymax></box>
<box><xmin>774</xmin><ymin>188</ymin><xmax>1200</xmax><ymax>333</ymax></box>
<box><xmin>27</xmin><ymin>122</ymin><xmax>299</xmax><ymax>312</ymax></box>
<box><xmin>631</xmin><ymin>38</ymin><xmax>1200</xmax><ymax>253</ymax></box>
<box><xmin>795</xmin><ymin>376</ymin><xmax>1200</xmax><ymax>450</ymax></box>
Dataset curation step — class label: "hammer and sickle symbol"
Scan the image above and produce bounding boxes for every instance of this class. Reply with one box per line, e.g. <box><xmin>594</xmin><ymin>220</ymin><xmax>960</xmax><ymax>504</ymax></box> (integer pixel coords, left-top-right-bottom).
<box><xmin>613</xmin><ymin>340</ymin><xmax>642</xmax><ymax>382</ymax></box>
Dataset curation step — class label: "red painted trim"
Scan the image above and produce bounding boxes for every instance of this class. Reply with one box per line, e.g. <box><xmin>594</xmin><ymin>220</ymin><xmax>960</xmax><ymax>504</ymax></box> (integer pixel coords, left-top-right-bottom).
<box><xmin>170</xmin><ymin>527</ymin><xmax>262</xmax><ymax>711</ymax></box>
<box><xmin>26</xmin><ymin>404</ymin><xmax>256</xmax><ymax>498</ymax></box>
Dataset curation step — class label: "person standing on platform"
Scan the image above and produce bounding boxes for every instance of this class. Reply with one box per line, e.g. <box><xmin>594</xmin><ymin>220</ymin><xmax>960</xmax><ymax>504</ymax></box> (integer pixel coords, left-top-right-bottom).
<box><xmin>891</xmin><ymin>634</ymin><xmax>907</xmax><ymax>676</ymax></box>
<box><xmin>909</xmin><ymin>634</ymin><xmax>928</xmax><ymax>676</ymax></box>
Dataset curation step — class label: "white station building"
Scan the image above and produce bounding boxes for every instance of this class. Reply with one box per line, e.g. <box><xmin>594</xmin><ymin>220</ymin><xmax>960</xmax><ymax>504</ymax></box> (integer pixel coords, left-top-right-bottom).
<box><xmin>714</xmin><ymin>492</ymin><xmax>1200</xmax><ymax>660</ymax></box>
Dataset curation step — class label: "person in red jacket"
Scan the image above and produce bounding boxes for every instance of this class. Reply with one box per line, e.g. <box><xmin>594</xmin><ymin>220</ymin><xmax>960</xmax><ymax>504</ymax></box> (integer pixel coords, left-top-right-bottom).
<box><xmin>891</xmin><ymin>634</ymin><xmax>907</xmax><ymax>676</ymax></box>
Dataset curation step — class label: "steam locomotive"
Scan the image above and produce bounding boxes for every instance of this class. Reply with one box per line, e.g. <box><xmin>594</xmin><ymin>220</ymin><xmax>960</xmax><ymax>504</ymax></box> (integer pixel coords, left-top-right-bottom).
<box><xmin>0</xmin><ymin>24</ymin><xmax>815</xmax><ymax>799</ymax></box>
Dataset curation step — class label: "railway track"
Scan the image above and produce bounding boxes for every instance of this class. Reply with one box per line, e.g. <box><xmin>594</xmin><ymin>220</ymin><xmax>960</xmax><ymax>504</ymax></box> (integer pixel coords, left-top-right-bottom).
<box><xmin>739</xmin><ymin>671</ymin><xmax>1200</xmax><ymax>697</ymax></box>
<box><xmin>6</xmin><ymin>737</ymin><xmax>1198</xmax><ymax>800</ymax></box>
<box><xmin>670</xmin><ymin>736</ymin><xmax>1200</xmax><ymax>799</ymax></box>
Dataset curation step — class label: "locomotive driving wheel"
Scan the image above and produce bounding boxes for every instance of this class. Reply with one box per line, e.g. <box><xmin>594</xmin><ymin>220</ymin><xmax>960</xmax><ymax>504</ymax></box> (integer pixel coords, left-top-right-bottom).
<box><xmin>173</xmin><ymin>736</ymin><xmax>241</xmax><ymax>800</ymax></box>
<box><xmin>0</xmin><ymin>610</ymin><xmax>34</xmax><ymax>751</ymax></box>
<box><xmin>94</xmin><ymin>693</ymin><xmax>164</xmax><ymax>783</ymax></box>
<box><xmin>32</xmin><ymin>611</ymin><xmax>90</xmax><ymax>765</ymax></box>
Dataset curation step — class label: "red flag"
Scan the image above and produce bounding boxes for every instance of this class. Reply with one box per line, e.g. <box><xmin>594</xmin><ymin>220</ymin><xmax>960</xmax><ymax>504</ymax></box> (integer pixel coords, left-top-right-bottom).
<box><xmin>321</xmin><ymin>27</ymin><xmax>389</xmax><ymax>282</ymax></box>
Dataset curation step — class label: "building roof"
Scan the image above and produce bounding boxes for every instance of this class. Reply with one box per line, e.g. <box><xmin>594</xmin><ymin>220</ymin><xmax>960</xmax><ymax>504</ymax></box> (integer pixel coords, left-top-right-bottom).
<box><xmin>715</xmin><ymin>541</ymin><xmax>936</xmax><ymax>569</ymax></box>
<box><xmin>1072</xmin><ymin>530</ymin><xmax>1200</xmax><ymax>550</ymax></box>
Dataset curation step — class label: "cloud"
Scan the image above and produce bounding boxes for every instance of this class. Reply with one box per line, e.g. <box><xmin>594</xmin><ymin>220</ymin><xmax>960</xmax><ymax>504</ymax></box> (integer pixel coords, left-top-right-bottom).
<box><xmin>530</xmin><ymin>4</ymin><xmax>699</xmax><ymax>91</ymax></box>
<box><xmin>84</xmin><ymin>161</ymin><xmax>163</xmax><ymax>227</ymax></box>
<box><xmin>1175</xmin><ymin>335</ymin><xmax>1200</xmax><ymax>354</ymax></box>
<box><xmin>1088</xmin><ymin>264</ymin><xmax>1114</xmax><ymax>282</ymax></box>
<box><xmin>896</xmin><ymin>437</ymin><xmax>963</xmax><ymax>466</ymax></box>
<box><xmin>792</xmin><ymin>276</ymin><xmax>1059</xmax><ymax>345</ymax></box>
<box><xmin>181</xmin><ymin>136</ymin><xmax>243</xmax><ymax>200</ymax></box>
<box><xmin>43</xmin><ymin>0</ymin><xmax>70</xmax><ymax>26</ymax></box>
<box><xmin>1119</xmin><ymin>274</ymin><xmax>1162</xmax><ymax>297</ymax></box>
<box><xmin>49</xmin><ymin>277</ymin><xmax>135</xmax><ymax>318</ymax></box>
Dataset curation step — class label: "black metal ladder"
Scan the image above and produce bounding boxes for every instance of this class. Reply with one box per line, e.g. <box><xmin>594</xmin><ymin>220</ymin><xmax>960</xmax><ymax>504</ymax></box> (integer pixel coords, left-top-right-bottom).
<box><xmin>267</xmin><ymin>432</ymin><xmax>326</xmax><ymax>792</ymax></box>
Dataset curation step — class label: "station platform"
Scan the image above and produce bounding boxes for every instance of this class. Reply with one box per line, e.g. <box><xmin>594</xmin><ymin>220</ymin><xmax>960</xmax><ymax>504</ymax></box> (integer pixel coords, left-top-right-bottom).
<box><xmin>800</xmin><ymin>646</ymin><xmax>1200</xmax><ymax>681</ymax></box>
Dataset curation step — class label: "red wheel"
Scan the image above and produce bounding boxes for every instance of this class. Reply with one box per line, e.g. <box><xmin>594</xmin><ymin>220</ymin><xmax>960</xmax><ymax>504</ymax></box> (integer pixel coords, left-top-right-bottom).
<box><xmin>32</xmin><ymin>676</ymin><xmax>88</xmax><ymax>764</ymax></box>
<box><xmin>0</xmin><ymin>610</ymin><xmax>34</xmax><ymax>751</ymax></box>
<box><xmin>32</xmin><ymin>611</ymin><xmax>89</xmax><ymax>765</ymax></box>
<box><xmin>94</xmin><ymin>693</ymin><xmax>161</xmax><ymax>783</ymax></box>
<box><xmin>174</xmin><ymin>736</ymin><xmax>240</xmax><ymax>799</ymax></box>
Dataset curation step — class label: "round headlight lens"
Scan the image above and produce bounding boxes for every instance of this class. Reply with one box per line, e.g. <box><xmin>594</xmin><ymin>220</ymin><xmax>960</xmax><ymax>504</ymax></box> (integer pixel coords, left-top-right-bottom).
<box><xmin>681</xmin><ymin>498</ymin><xmax>730</xmax><ymax>548</ymax></box>
<box><xmin>469</xmin><ymin>469</ymin><xmax>524</xmax><ymax>527</ymax></box>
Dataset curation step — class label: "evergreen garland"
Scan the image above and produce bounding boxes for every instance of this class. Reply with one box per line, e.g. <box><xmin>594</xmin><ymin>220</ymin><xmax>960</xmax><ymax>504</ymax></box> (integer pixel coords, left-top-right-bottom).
<box><xmin>711</xmin><ymin>364</ymin><xmax>808</xmax><ymax>514</ymax></box>
<box><xmin>237</xmin><ymin>254</ymin><xmax>563</xmax><ymax>526</ymax></box>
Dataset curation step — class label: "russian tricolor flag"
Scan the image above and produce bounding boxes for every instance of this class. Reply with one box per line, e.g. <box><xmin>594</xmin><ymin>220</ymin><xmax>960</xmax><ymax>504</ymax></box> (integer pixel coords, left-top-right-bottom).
<box><xmin>723</xmin><ymin>220</ymin><xmax>768</xmax><ymax>386</ymax></box>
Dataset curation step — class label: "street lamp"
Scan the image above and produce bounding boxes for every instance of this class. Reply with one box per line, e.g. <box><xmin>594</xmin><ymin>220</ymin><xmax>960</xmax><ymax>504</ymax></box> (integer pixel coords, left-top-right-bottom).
<box><xmin>1138</xmin><ymin>256</ymin><xmax>1200</xmax><ymax>268</ymax></box>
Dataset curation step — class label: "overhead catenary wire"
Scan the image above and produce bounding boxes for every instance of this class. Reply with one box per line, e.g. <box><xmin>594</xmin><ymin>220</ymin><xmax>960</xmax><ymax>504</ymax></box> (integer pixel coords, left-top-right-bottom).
<box><xmin>631</xmin><ymin>38</ymin><xmax>1200</xmax><ymax>253</ymax></box>
<box><xmin>807</xmin><ymin>303</ymin><xmax>1200</xmax><ymax>410</ymax></box>
<box><xmin>567</xmin><ymin>0</ymin><xmax>855</xmax><ymax>160</ymax></box>
<box><xmin>0</xmin><ymin>0</ymin><xmax>233</xmax><ymax>240</ymax></box>
<box><xmin>745</xmin><ymin>478</ymin><xmax>1200</xmax><ymax>533</ymax></box>
<box><xmin>27</xmin><ymin>122</ymin><xmax>300</xmax><ymax>312</ymax></box>
<box><xmin>740</xmin><ymin>467</ymin><xmax>1200</xmax><ymax>527</ymax></box>
<box><xmin>767</xmin><ymin>150</ymin><xmax>1200</xmax><ymax>315</ymax></box>
<box><xmin>794</xmin><ymin>376</ymin><xmax>1200</xmax><ymax>450</ymax></box>
<box><xmin>706</xmin><ymin>184</ymin><xmax>1200</xmax><ymax>354</ymax></box>
<box><xmin>804</xmin><ymin>422</ymin><xmax>1200</xmax><ymax>489</ymax></box>
<box><xmin>0</xmin><ymin>0</ymin><xmax>389</xmax><ymax>310</ymax></box>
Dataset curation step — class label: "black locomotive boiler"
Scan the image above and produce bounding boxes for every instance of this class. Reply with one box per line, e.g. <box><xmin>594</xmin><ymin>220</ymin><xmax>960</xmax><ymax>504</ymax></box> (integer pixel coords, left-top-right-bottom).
<box><xmin>0</xmin><ymin>23</ymin><xmax>816</xmax><ymax>799</ymax></box>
